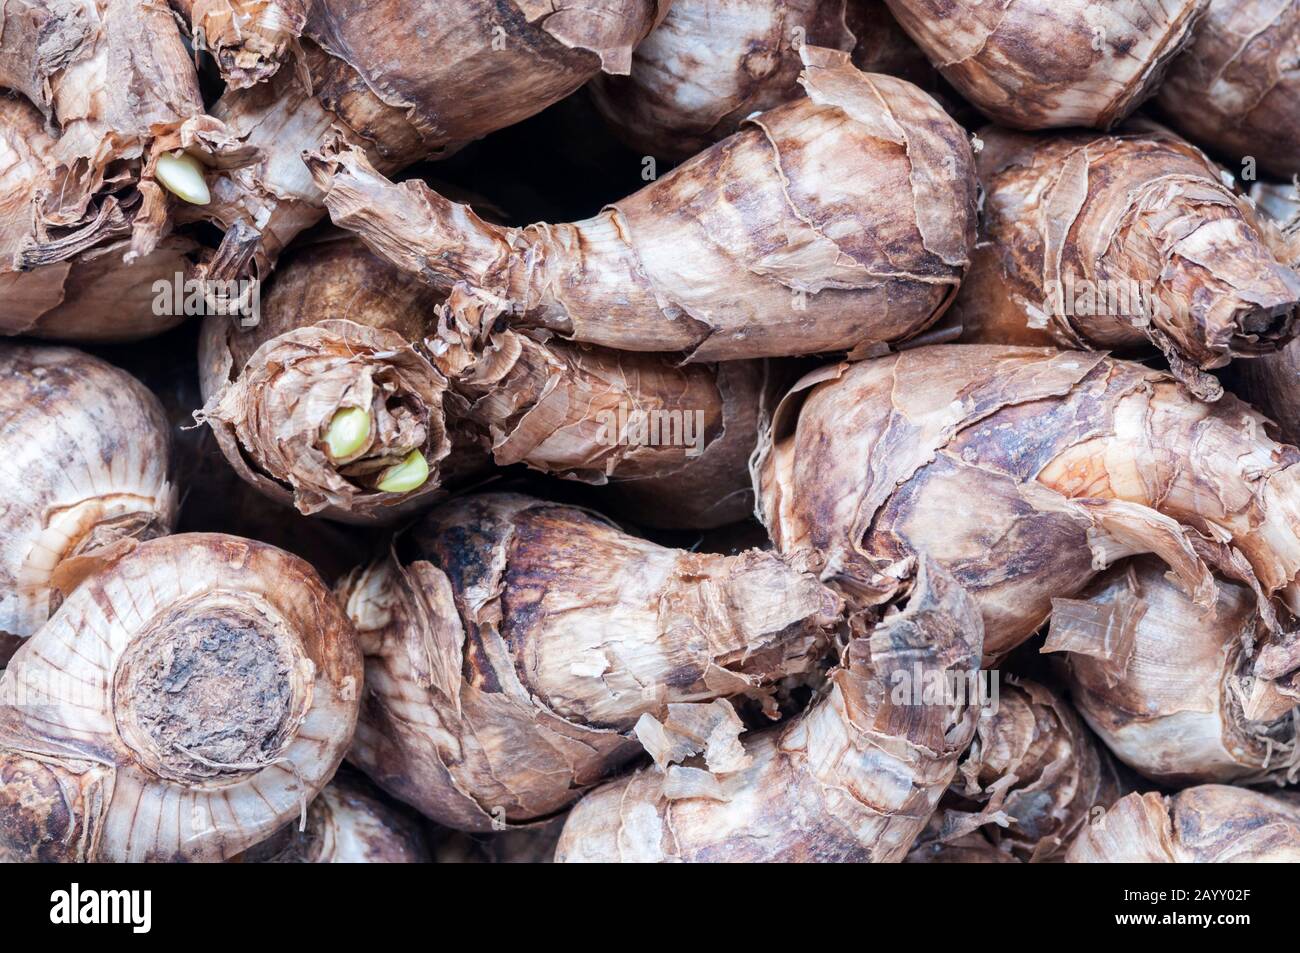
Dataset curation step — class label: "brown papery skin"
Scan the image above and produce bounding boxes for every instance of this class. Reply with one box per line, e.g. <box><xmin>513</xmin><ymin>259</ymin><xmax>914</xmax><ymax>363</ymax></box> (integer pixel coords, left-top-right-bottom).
<box><xmin>197</xmin><ymin>0</ymin><xmax>669</xmax><ymax>279</ymax></box>
<box><xmin>170</xmin><ymin>0</ymin><xmax>307</xmax><ymax>89</ymax></box>
<box><xmin>0</xmin><ymin>0</ymin><xmax>232</xmax><ymax>262</ymax></box>
<box><xmin>235</xmin><ymin>772</ymin><xmax>429</xmax><ymax>863</ymax></box>
<box><xmin>883</xmin><ymin>0</ymin><xmax>1206</xmax><ymax>129</ymax></box>
<box><xmin>951</xmin><ymin>124</ymin><xmax>1300</xmax><ymax>400</ymax></box>
<box><xmin>0</xmin><ymin>534</ymin><xmax>362</xmax><ymax>862</ymax></box>
<box><xmin>0</xmin><ymin>89</ymin><xmax>199</xmax><ymax>341</ymax></box>
<box><xmin>911</xmin><ymin>679</ymin><xmax>1123</xmax><ymax>863</ymax></box>
<box><xmin>588</xmin><ymin>0</ymin><xmax>854</xmax><ymax>160</ymax></box>
<box><xmin>1047</xmin><ymin>558</ymin><xmax>1297</xmax><ymax>785</ymax></box>
<box><xmin>1067</xmin><ymin>785</ymin><xmax>1300</xmax><ymax>862</ymax></box>
<box><xmin>308</xmin><ymin>46</ymin><xmax>978</xmax><ymax>362</ymax></box>
<box><xmin>199</xmin><ymin>238</ymin><xmax>458</xmax><ymax>524</ymax></box>
<box><xmin>338</xmin><ymin>493</ymin><xmax>843</xmax><ymax>831</ymax></box>
<box><xmin>1232</xmin><ymin>184</ymin><xmax>1300</xmax><ymax>445</ymax></box>
<box><xmin>1158</xmin><ymin>1</ymin><xmax>1300</xmax><ymax>179</ymax></box>
<box><xmin>431</xmin><ymin>285</ymin><xmax>770</xmax><ymax>529</ymax></box>
<box><xmin>590</xmin><ymin>1</ymin><xmax>939</xmax><ymax>162</ymax></box>
<box><xmin>555</xmin><ymin>558</ymin><xmax>981</xmax><ymax>862</ymax></box>
<box><xmin>756</xmin><ymin>345</ymin><xmax>1300</xmax><ymax>659</ymax></box>
<box><xmin>199</xmin><ymin>240</ymin><xmax>770</xmax><ymax>525</ymax></box>
<box><xmin>0</xmin><ymin>344</ymin><xmax>176</xmax><ymax>644</ymax></box>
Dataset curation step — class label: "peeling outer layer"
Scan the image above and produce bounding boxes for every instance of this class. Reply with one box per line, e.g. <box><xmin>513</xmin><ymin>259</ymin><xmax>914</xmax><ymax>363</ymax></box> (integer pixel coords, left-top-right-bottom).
<box><xmin>756</xmin><ymin>344</ymin><xmax>1300</xmax><ymax>659</ymax></box>
<box><xmin>949</xmin><ymin>123</ymin><xmax>1300</xmax><ymax>400</ymax></box>
<box><xmin>590</xmin><ymin>0</ymin><xmax>940</xmax><ymax>163</ymax></box>
<box><xmin>428</xmin><ymin>285</ymin><xmax>761</xmax><ymax>529</ymax></box>
<box><xmin>909</xmin><ymin>679</ymin><xmax>1124</xmax><ymax>863</ymax></box>
<box><xmin>171</xmin><ymin>0</ymin><xmax>307</xmax><ymax>89</ymax></box>
<box><xmin>883</xmin><ymin>0</ymin><xmax>1206</xmax><ymax>130</ymax></box>
<box><xmin>1066</xmin><ymin>785</ymin><xmax>1300</xmax><ymax>862</ymax></box>
<box><xmin>1232</xmin><ymin>182</ymin><xmax>1300</xmax><ymax>446</ymax></box>
<box><xmin>0</xmin><ymin>344</ymin><xmax>176</xmax><ymax>644</ymax></box>
<box><xmin>0</xmin><ymin>93</ymin><xmax>202</xmax><ymax>341</ymax></box>
<box><xmin>599</xmin><ymin>359</ymin><xmax>780</xmax><ymax>530</ymax></box>
<box><xmin>308</xmin><ymin>45</ymin><xmax>978</xmax><ymax>362</ymax></box>
<box><xmin>234</xmin><ymin>771</ymin><xmax>430</xmax><ymax>863</ymax></box>
<box><xmin>195</xmin><ymin>0</ymin><xmax>668</xmax><ymax>280</ymax></box>
<box><xmin>0</xmin><ymin>0</ymin><xmax>237</xmax><ymax>261</ymax></box>
<box><xmin>555</xmin><ymin>558</ymin><xmax>982</xmax><ymax>862</ymax></box>
<box><xmin>587</xmin><ymin>0</ymin><xmax>858</xmax><ymax>161</ymax></box>
<box><xmin>0</xmin><ymin>534</ymin><xmax>362</xmax><ymax>863</ymax></box>
<box><xmin>337</xmin><ymin>492</ymin><xmax>843</xmax><ymax>831</ymax></box>
<box><xmin>1157</xmin><ymin>0</ymin><xmax>1300</xmax><ymax>179</ymax></box>
<box><xmin>200</xmin><ymin>320</ymin><xmax>451</xmax><ymax>523</ymax></box>
<box><xmin>1046</xmin><ymin>557</ymin><xmax>1300</xmax><ymax>786</ymax></box>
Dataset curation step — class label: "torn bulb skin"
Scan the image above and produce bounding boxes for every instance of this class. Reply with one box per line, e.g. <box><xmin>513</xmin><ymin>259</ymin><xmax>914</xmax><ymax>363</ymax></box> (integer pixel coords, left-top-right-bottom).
<box><xmin>308</xmin><ymin>46</ymin><xmax>978</xmax><ymax>361</ymax></box>
<box><xmin>0</xmin><ymin>533</ymin><xmax>362</xmax><ymax>862</ymax></box>
<box><xmin>0</xmin><ymin>92</ymin><xmax>203</xmax><ymax>342</ymax></box>
<box><xmin>882</xmin><ymin>0</ymin><xmax>1206</xmax><ymax>130</ymax></box>
<box><xmin>1046</xmin><ymin>557</ymin><xmax>1299</xmax><ymax>786</ymax></box>
<box><xmin>0</xmin><ymin>344</ymin><xmax>176</xmax><ymax>660</ymax></box>
<box><xmin>234</xmin><ymin>771</ymin><xmax>430</xmax><ymax>863</ymax></box>
<box><xmin>588</xmin><ymin>0</ymin><xmax>931</xmax><ymax>162</ymax></box>
<box><xmin>949</xmin><ymin>123</ymin><xmax>1300</xmax><ymax>400</ymax></box>
<box><xmin>555</xmin><ymin>558</ymin><xmax>981</xmax><ymax>863</ymax></box>
<box><xmin>907</xmin><ymin>679</ymin><xmax>1124</xmax><ymax>863</ymax></box>
<box><xmin>1157</xmin><ymin>0</ymin><xmax>1300</xmax><ymax>180</ymax></box>
<box><xmin>170</xmin><ymin>0</ymin><xmax>307</xmax><ymax>89</ymax></box>
<box><xmin>199</xmin><ymin>238</ymin><xmax>457</xmax><ymax>524</ymax></box>
<box><xmin>1067</xmin><ymin>785</ymin><xmax>1300</xmax><ymax>862</ymax></box>
<box><xmin>0</xmin><ymin>0</ymin><xmax>250</xmax><ymax>262</ymax></box>
<box><xmin>338</xmin><ymin>492</ymin><xmax>843</xmax><ymax>831</ymax></box>
<box><xmin>756</xmin><ymin>344</ymin><xmax>1300</xmax><ymax>660</ymax></box>
<box><xmin>201</xmin><ymin>239</ymin><xmax>775</xmax><ymax>528</ymax></box>
<box><xmin>191</xmin><ymin>0</ymin><xmax>670</xmax><ymax>281</ymax></box>
<box><xmin>430</xmin><ymin>285</ymin><xmax>774</xmax><ymax>531</ymax></box>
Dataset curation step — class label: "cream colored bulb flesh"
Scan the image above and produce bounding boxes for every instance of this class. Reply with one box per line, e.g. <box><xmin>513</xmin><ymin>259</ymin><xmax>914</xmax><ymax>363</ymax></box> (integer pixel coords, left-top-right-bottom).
<box><xmin>155</xmin><ymin>151</ymin><xmax>211</xmax><ymax>205</ymax></box>
<box><xmin>324</xmin><ymin>407</ymin><xmax>372</xmax><ymax>460</ymax></box>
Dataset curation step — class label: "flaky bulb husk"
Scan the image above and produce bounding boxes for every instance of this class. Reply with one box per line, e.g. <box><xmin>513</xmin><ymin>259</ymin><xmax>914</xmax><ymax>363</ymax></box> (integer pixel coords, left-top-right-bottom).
<box><xmin>172</xmin><ymin>0</ymin><xmax>307</xmax><ymax>89</ymax></box>
<box><xmin>757</xmin><ymin>344</ymin><xmax>1300</xmax><ymax>659</ymax></box>
<box><xmin>950</xmin><ymin>123</ymin><xmax>1300</xmax><ymax>400</ymax></box>
<box><xmin>308</xmin><ymin>46</ymin><xmax>978</xmax><ymax>362</ymax></box>
<box><xmin>1047</xmin><ymin>557</ymin><xmax>1299</xmax><ymax>785</ymax></box>
<box><xmin>883</xmin><ymin>0</ymin><xmax>1206</xmax><ymax>130</ymax></box>
<box><xmin>0</xmin><ymin>344</ymin><xmax>176</xmax><ymax>645</ymax></box>
<box><xmin>587</xmin><ymin>0</ymin><xmax>857</xmax><ymax>161</ymax></box>
<box><xmin>909</xmin><ymin>679</ymin><xmax>1123</xmax><ymax>863</ymax></box>
<box><xmin>199</xmin><ymin>239</ymin><xmax>457</xmax><ymax>523</ymax></box>
<box><xmin>0</xmin><ymin>93</ymin><xmax>201</xmax><ymax>342</ymax></box>
<box><xmin>555</xmin><ymin>558</ymin><xmax>982</xmax><ymax>863</ymax></box>
<box><xmin>0</xmin><ymin>533</ymin><xmax>362</xmax><ymax>862</ymax></box>
<box><xmin>339</xmin><ymin>492</ymin><xmax>842</xmax><ymax>831</ymax></box>
<box><xmin>0</xmin><ymin>0</ymin><xmax>250</xmax><ymax>264</ymax></box>
<box><xmin>1231</xmin><ymin>182</ymin><xmax>1300</xmax><ymax>445</ymax></box>
<box><xmin>1067</xmin><ymin>785</ymin><xmax>1300</xmax><ymax>862</ymax></box>
<box><xmin>235</xmin><ymin>772</ymin><xmax>429</xmax><ymax>863</ymax></box>
<box><xmin>431</xmin><ymin>285</ymin><xmax>771</xmax><ymax>530</ymax></box>
<box><xmin>199</xmin><ymin>240</ymin><xmax>771</xmax><ymax>524</ymax></box>
<box><xmin>589</xmin><ymin>0</ymin><xmax>938</xmax><ymax>162</ymax></box>
<box><xmin>1157</xmin><ymin>1</ymin><xmax>1300</xmax><ymax>180</ymax></box>
<box><xmin>197</xmin><ymin>0</ymin><xmax>669</xmax><ymax>279</ymax></box>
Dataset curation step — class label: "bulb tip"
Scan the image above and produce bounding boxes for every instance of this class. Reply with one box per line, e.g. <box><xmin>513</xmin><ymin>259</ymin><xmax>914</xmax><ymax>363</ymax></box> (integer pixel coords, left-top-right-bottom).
<box><xmin>156</xmin><ymin>151</ymin><xmax>211</xmax><ymax>206</ymax></box>
<box><xmin>376</xmin><ymin>450</ymin><xmax>430</xmax><ymax>494</ymax></box>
